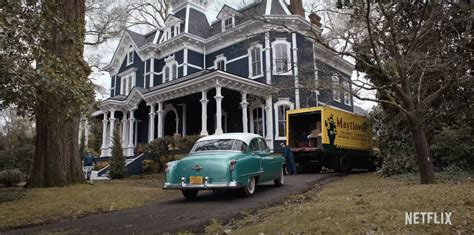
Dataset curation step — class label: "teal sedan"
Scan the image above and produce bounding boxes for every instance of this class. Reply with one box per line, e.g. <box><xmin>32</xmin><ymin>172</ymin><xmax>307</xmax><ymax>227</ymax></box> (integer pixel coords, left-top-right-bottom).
<box><xmin>163</xmin><ymin>133</ymin><xmax>286</xmax><ymax>199</ymax></box>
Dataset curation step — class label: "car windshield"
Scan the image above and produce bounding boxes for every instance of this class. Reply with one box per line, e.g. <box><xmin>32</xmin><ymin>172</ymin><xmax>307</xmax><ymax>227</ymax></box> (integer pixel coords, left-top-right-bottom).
<box><xmin>190</xmin><ymin>139</ymin><xmax>247</xmax><ymax>153</ymax></box>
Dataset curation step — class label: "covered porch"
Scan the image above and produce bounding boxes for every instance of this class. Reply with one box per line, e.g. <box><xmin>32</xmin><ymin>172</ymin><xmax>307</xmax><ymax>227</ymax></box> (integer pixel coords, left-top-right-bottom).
<box><xmin>98</xmin><ymin>70</ymin><xmax>275</xmax><ymax>157</ymax></box>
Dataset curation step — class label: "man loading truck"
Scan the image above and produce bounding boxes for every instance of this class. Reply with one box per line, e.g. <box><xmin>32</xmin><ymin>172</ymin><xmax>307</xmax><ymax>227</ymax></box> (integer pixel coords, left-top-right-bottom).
<box><xmin>286</xmin><ymin>106</ymin><xmax>376</xmax><ymax>173</ymax></box>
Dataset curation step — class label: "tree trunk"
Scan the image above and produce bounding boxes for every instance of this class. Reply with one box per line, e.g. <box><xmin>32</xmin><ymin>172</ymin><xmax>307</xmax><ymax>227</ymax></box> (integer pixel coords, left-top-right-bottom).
<box><xmin>26</xmin><ymin>0</ymin><xmax>88</xmax><ymax>187</ymax></box>
<box><xmin>405</xmin><ymin>111</ymin><xmax>436</xmax><ymax>184</ymax></box>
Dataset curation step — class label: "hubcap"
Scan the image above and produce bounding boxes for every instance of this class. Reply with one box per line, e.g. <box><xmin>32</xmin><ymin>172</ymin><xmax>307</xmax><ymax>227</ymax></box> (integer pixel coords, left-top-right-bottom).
<box><xmin>247</xmin><ymin>177</ymin><xmax>255</xmax><ymax>194</ymax></box>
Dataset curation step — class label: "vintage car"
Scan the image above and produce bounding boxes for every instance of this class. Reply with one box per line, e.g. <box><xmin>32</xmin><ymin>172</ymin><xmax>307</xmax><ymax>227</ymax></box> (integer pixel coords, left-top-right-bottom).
<box><xmin>163</xmin><ymin>133</ymin><xmax>286</xmax><ymax>199</ymax></box>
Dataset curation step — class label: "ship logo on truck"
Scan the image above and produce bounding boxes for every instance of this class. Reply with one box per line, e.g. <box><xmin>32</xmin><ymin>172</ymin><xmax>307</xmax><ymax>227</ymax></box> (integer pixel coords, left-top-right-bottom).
<box><xmin>325</xmin><ymin>113</ymin><xmax>337</xmax><ymax>146</ymax></box>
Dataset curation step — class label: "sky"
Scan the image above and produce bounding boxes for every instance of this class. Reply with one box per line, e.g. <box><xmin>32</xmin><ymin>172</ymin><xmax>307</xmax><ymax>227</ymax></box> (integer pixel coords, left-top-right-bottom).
<box><xmin>85</xmin><ymin>0</ymin><xmax>377</xmax><ymax>111</ymax></box>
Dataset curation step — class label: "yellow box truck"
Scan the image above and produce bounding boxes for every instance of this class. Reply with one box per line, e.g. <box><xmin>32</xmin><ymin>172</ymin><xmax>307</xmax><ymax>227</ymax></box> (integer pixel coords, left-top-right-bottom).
<box><xmin>286</xmin><ymin>106</ymin><xmax>376</xmax><ymax>173</ymax></box>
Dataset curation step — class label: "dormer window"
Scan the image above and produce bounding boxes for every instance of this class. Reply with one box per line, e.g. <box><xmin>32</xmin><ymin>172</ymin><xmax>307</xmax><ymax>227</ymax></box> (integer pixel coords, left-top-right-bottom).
<box><xmin>160</xmin><ymin>16</ymin><xmax>183</xmax><ymax>43</ymax></box>
<box><xmin>222</xmin><ymin>17</ymin><xmax>234</xmax><ymax>31</ymax></box>
<box><xmin>126</xmin><ymin>48</ymin><xmax>134</xmax><ymax>66</ymax></box>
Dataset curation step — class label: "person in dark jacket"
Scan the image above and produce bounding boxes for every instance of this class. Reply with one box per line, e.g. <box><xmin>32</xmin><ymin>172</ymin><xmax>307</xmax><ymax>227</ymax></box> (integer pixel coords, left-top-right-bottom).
<box><xmin>83</xmin><ymin>152</ymin><xmax>96</xmax><ymax>179</ymax></box>
<box><xmin>280</xmin><ymin>143</ymin><xmax>297</xmax><ymax>175</ymax></box>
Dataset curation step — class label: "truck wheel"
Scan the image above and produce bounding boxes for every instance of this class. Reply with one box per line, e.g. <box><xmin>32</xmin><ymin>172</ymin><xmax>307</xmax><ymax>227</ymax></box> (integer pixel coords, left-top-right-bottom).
<box><xmin>314</xmin><ymin>164</ymin><xmax>323</xmax><ymax>173</ymax></box>
<box><xmin>339</xmin><ymin>156</ymin><xmax>352</xmax><ymax>174</ymax></box>
<box><xmin>181</xmin><ymin>190</ymin><xmax>199</xmax><ymax>200</ymax></box>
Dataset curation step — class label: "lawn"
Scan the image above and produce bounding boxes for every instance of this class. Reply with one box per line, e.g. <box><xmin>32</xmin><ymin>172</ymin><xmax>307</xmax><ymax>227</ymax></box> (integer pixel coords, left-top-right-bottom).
<box><xmin>213</xmin><ymin>172</ymin><xmax>473</xmax><ymax>234</ymax></box>
<box><xmin>0</xmin><ymin>174</ymin><xmax>178</xmax><ymax>230</ymax></box>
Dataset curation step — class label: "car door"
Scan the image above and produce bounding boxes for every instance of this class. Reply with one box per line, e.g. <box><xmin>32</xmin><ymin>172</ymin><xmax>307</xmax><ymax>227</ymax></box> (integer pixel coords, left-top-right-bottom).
<box><xmin>249</xmin><ymin>138</ymin><xmax>265</xmax><ymax>179</ymax></box>
<box><xmin>255</xmin><ymin>138</ymin><xmax>276</xmax><ymax>182</ymax></box>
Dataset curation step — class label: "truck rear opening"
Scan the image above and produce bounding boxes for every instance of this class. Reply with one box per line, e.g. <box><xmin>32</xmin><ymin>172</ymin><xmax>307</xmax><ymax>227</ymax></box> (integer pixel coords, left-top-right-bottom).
<box><xmin>286</xmin><ymin>106</ymin><xmax>376</xmax><ymax>174</ymax></box>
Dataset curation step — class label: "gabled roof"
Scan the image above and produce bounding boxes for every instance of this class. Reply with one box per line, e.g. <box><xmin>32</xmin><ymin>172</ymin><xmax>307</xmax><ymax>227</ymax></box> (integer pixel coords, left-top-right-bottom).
<box><xmin>216</xmin><ymin>5</ymin><xmax>243</xmax><ymax>20</ymax></box>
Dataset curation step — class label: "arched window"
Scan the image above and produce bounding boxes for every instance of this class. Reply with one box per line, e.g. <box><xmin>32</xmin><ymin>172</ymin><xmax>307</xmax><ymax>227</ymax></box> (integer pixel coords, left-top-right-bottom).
<box><xmin>274</xmin><ymin>98</ymin><xmax>294</xmax><ymax>140</ymax></box>
<box><xmin>248</xmin><ymin>44</ymin><xmax>263</xmax><ymax>79</ymax></box>
<box><xmin>272</xmin><ymin>39</ymin><xmax>291</xmax><ymax>75</ymax></box>
<box><xmin>162</xmin><ymin>57</ymin><xmax>178</xmax><ymax>83</ymax></box>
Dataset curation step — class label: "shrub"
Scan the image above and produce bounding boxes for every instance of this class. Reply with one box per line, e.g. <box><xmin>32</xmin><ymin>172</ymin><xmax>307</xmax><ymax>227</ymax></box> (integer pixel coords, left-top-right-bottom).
<box><xmin>144</xmin><ymin>136</ymin><xmax>176</xmax><ymax>173</ymax></box>
<box><xmin>0</xmin><ymin>169</ymin><xmax>24</xmax><ymax>186</ymax></box>
<box><xmin>109</xmin><ymin>130</ymin><xmax>126</xmax><ymax>179</ymax></box>
<box><xmin>142</xmin><ymin>160</ymin><xmax>158</xmax><ymax>173</ymax></box>
<box><xmin>176</xmin><ymin>135</ymin><xmax>201</xmax><ymax>153</ymax></box>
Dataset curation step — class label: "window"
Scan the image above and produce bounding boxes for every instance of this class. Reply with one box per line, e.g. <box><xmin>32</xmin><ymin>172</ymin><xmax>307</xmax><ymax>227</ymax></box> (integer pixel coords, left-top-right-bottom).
<box><xmin>251</xmin><ymin>107</ymin><xmax>264</xmax><ymax>136</ymax></box>
<box><xmin>162</xmin><ymin>58</ymin><xmax>178</xmax><ymax>83</ymax></box>
<box><xmin>216</xmin><ymin>60</ymin><xmax>225</xmax><ymax>71</ymax></box>
<box><xmin>249</xmin><ymin>139</ymin><xmax>260</xmax><ymax>152</ymax></box>
<box><xmin>332</xmin><ymin>75</ymin><xmax>341</xmax><ymax>102</ymax></box>
<box><xmin>120</xmin><ymin>73</ymin><xmax>135</xmax><ymax>96</ymax></box>
<box><xmin>257</xmin><ymin>138</ymin><xmax>269</xmax><ymax>152</ymax></box>
<box><xmin>272</xmin><ymin>40</ymin><xmax>291</xmax><ymax>75</ymax></box>
<box><xmin>343</xmin><ymin>81</ymin><xmax>351</xmax><ymax>106</ymax></box>
<box><xmin>214</xmin><ymin>55</ymin><xmax>227</xmax><ymax>71</ymax></box>
<box><xmin>160</xmin><ymin>23</ymin><xmax>181</xmax><ymax>42</ymax></box>
<box><xmin>274</xmin><ymin>99</ymin><xmax>294</xmax><ymax>140</ymax></box>
<box><xmin>248</xmin><ymin>44</ymin><xmax>263</xmax><ymax>78</ymax></box>
<box><xmin>126</xmin><ymin>49</ymin><xmax>134</xmax><ymax>66</ymax></box>
<box><xmin>190</xmin><ymin>139</ymin><xmax>248</xmax><ymax>153</ymax></box>
<box><xmin>223</xmin><ymin>17</ymin><xmax>234</xmax><ymax>31</ymax></box>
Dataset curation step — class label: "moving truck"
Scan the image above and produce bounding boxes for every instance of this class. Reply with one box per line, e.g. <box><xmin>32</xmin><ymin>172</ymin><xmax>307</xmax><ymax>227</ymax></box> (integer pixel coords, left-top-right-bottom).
<box><xmin>286</xmin><ymin>106</ymin><xmax>376</xmax><ymax>173</ymax></box>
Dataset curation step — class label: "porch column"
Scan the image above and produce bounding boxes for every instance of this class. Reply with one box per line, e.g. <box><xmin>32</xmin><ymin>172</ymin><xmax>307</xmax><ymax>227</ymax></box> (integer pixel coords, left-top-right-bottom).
<box><xmin>121</xmin><ymin>113</ymin><xmax>128</xmax><ymax>156</ymax></box>
<box><xmin>108</xmin><ymin>110</ymin><xmax>116</xmax><ymax>149</ymax></box>
<box><xmin>127</xmin><ymin>108</ymin><xmax>136</xmax><ymax>156</ymax></box>
<box><xmin>265</xmin><ymin>96</ymin><xmax>274</xmax><ymax>150</ymax></box>
<box><xmin>214</xmin><ymin>86</ymin><xmax>223</xmax><ymax>135</ymax></box>
<box><xmin>100</xmin><ymin>112</ymin><xmax>109</xmax><ymax>157</ymax></box>
<box><xmin>157</xmin><ymin>101</ymin><xmax>164</xmax><ymax>138</ymax></box>
<box><xmin>148</xmin><ymin>103</ymin><xmax>156</xmax><ymax>143</ymax></box>
<box><xmin>240</xmin><ymin>92</ymin><xmax>249</xmax><ymax>133</ymax></box>
<box><xmin>200</xmin><ymin>90</ymin><xmax>209</xmax><ymax>136</ymax></box>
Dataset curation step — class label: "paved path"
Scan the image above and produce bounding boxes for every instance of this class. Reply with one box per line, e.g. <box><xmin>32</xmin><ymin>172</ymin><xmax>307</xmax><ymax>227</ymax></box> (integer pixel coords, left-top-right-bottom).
<box><xmin>8</xmin><ymin>173</ymin><xmax>336</xmax><ymax>234</ymax></box>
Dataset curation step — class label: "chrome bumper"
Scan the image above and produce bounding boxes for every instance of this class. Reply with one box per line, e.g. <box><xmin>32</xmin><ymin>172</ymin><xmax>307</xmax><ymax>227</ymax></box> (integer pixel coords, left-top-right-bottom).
<box><xmin>163</xmin><ymin>181</ymin><xmax>241</xmax><ymax>190</ymax></box>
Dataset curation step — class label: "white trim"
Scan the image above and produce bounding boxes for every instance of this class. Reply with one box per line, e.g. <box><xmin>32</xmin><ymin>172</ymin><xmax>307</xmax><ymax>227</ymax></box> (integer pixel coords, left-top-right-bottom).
<box><xmin>183</xmin><ymin>47</ymin><xmax>188</xmax><ymax>76</ymax></box>
<box><xmin>265</xmin><ymin>32</ymin><xmax>271</xmax><ymax>85</ymax></box>
<box><xmin>150</xmin><ymin>58</ymin><xmax>155</xmax><ymax>87</ymax></box>
<box><xmin>126</xmin><ymin>47</ymin><xmax>134</xmax><ymax>66</ymax></box>
<box><xmin>265</xmin><ymin>0</ymin><xmax>272</xmax><ymax>14</ymax></box>
<box><xmin>343</xmin><ymin>80</ymin><xmax>351</xmax><ymax>106</ymax></box>
<box><xmin>152</xmin><ymin>30</ymin><xmax>161</xmax><ymax>44</ymax></box>
<box><xmin>271</xmin><ymin>38</ymin><xmax>292</xmax><ymax>76</ymax></box>
<box><xmin>332</xmin><ymin>75</ymin><xmax>341</xmax><ymax>102</ymax></box>
<box><xmin>279</xmin><ymin>0</ymin><xmax>292</xmax><ymax>15</ymax></box>
<box><xmin>117</xmin><ymin>67</ymin><xmax>138</xmax><ymax>77</ymax></box>
<box><xmin>184</xmin><ymin>6</ymin><xmax>190</xmax><ymax>33</ymax></box>
<box><xmin>248</xmin><ymin>43</ymin><xmax>264</xmax><ymax>79</ymax></box>
<box><xmin>188</xmin><ymin>63</ymin><xmax>202</xmax><ymax>70</ymax></box>
<box><xmin>227</xmin><ymin>54</ymin><xmax>249</xmax><ymax>64</ymax></box>
<box><xmin>292</xmin><ymin>33</ymin><xmax>300</xmax><ymax>109</ymax></box>
<box><xmin>274</xmin><ymin>98</ymin><xmax>294</xmax><ymax>141</ymax></box>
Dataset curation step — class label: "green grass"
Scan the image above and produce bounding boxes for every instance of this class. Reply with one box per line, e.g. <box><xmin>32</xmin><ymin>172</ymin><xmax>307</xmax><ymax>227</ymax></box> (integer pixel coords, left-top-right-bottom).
<box><xmin>218</xmin><ymin>173</ymin><xmax>474</xmax><ymax>234</ymax></box>
<box><xmin>0</xmin><ymin>174</ymin><xmax>178</xmax><ymax>230</ymax></box>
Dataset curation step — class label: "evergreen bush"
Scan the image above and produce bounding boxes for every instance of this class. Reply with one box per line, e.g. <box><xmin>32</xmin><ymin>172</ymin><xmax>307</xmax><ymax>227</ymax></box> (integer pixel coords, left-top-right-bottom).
<box><xmin>0</xmin><ymin>169</ymin><xmax>24</xmax><ymax>186</ymax></box>
<box><xmin>109</xmin><ymin>130</ymin><xmax>126</xmax><ymax>179</ymax></box>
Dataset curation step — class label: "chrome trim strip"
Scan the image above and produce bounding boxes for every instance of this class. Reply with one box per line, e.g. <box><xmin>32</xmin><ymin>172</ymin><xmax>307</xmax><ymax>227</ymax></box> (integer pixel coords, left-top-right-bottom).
<box><xmin>163</xmin><ymin>181</ymin><xmax>241</xmax><ymax>190</ymax></box>
<box><xmin>238</xmin><ymin>170</ymin><xmax>264</xmax><ymax>178</ymax></box>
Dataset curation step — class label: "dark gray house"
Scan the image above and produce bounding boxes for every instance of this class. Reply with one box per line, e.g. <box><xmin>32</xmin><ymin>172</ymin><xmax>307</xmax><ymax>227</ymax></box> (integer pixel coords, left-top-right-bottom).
<box><xmin>97</xmin><ymin>0</ymin><xmax>354</xmax><ymax>157</ymax></box>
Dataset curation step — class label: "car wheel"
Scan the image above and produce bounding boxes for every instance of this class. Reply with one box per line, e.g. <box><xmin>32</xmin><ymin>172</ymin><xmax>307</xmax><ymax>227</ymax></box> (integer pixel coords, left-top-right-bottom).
<box><xmin>274</xmin><ymin>167</ymin><xmax>284</xmax><ymax>186</ymax></box>
<box><xmin>181</xmin><ymin>189</ymin><xmax>198</xmax><ymax>200</ymax></box>
<box><xmin>242</xmin><ymin>176</ymin><xmax>256</xmax><ymax>196</ymax></box>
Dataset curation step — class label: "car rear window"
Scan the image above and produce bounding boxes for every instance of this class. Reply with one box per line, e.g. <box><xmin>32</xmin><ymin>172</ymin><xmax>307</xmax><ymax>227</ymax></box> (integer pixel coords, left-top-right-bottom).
<box><xmin>191</xmin><ymin>139</ymin><xmax>247</xmax><ymax>152</ymax></box>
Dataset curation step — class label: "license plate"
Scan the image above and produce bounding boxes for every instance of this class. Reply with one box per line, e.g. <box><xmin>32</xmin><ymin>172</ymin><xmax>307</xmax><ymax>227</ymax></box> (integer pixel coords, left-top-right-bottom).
<box><xmin>189</xmin><ymin>176</ymin><xmax>203</xmax><ymax>184</ymax></box>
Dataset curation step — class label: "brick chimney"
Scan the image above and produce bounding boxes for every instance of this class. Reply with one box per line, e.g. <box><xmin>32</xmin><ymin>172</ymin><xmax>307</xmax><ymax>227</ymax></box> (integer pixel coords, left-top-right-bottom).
<box><xmin>288</xmin><ymin>0</ymin><xmax>305</xmax><ymax>17</ymax></box>
<box><xmin>308</xmin><ymin>13</ymin><xmax>322</xmax><ymax>28</ymax></box>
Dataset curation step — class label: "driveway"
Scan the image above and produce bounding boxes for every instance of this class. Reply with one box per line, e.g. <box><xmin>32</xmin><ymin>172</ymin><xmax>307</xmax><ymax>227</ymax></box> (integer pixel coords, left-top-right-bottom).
<box><xmin>8</xmin><ymin>173</ymin><xmax>336</xmax><ymax>234</ymax></box>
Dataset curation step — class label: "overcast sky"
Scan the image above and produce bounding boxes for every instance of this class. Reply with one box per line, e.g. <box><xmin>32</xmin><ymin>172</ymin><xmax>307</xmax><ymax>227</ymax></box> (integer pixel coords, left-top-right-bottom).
<box><xmin>85</xmin><ymin>0</ymin><xmax>376</xmax><ymax>111</ymax></box>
